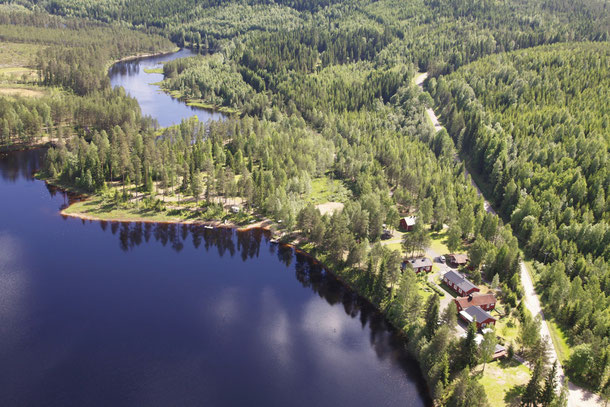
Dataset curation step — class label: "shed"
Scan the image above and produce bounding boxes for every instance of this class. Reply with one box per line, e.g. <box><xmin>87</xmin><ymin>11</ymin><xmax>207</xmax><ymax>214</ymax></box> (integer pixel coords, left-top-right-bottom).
<box><xmin>448</xmin><ymin>253</ymin><xmax>469</xmax><ymax>268</ymax></box>
<box><xmin>400</xmin><ymin>216</ymin><xmax>417</xmax><ymax>231</ymax></box>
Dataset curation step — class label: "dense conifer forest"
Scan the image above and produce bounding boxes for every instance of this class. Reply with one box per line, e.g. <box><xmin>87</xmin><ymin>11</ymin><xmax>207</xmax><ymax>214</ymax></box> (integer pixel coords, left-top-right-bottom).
<box><xmin>433</xmin><ymin>42</ymin><xmax>610</xmax><ymax>391</ymax></box>
<box><xmin>0</xmin><ymin>0</ymin><xmax>608</xmax><ymax>404</ymax></box>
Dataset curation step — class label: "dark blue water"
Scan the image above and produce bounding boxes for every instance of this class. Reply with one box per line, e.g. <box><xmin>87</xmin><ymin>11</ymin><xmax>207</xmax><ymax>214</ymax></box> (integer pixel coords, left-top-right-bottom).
<box><xmin>0</xmin><ymin>149</ymin><xmax>430</xmax><ymax>406</ymax></box>
<box><xmin>109</xmin><ymin>49</ymin><xmax>225</xmax><ymax>128</ymax></box>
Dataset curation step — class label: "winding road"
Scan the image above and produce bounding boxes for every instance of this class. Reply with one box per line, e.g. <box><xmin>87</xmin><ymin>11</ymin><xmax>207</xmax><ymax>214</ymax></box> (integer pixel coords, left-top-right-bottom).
<box><xmin>414</xmin><ymin>72</ymin><xmax>603</xmax><ymax>407</ymax></box>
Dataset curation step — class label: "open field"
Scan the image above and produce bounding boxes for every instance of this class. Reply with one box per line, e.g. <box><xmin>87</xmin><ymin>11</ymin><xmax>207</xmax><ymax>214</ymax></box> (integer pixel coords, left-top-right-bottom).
<box><xmin>0</xmin><ymin>85</ymin><xmax>46</xmax><ymax>98</ymax></box>
<box><xmin>0</xmin><ymin>41</ymin><xmax>44</xmax><ymax>68</ymax></box>
<box><xmin>479</xmin><ymin>359</ymin><xmax>531</xmax><ymax>407</ymax></box>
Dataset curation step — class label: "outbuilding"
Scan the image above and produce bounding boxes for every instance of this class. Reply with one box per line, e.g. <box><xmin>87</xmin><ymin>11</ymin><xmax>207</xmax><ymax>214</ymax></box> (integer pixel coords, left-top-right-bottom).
<box><xmin>448</xmin><ymin>253</ymin><xmax>469</xmax><ymax>268</ymax></box>
<box><xmin>400</xmin><ymin>216</ymin><xmax>417</xmax><ymax>231</ymax></box>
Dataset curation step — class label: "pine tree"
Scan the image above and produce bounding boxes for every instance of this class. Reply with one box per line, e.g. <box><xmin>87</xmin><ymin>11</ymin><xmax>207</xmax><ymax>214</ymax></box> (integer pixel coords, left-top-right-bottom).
<box><xmin>424</xmin><ymin>294</ymin><xmax>440</xmax><ymax>339</ymax></box>
<box><xmin>539</xmin><ymin>360</ymin><xmax>558</xmax><ymax>406</ymax></box>
<box><xmin>522</xmin><ymin>359</ymin><xmax>543</xmax><ymax>407</ymax></box>
<box><xmin>462</xmin><ymin>321</ymin><xmax>478</xmax><ymax>369</ymax></box>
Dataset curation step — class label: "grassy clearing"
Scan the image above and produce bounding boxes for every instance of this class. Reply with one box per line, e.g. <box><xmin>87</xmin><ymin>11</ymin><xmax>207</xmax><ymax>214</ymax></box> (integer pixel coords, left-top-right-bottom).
<box><xmin>547</xmin><ymin>319</ymin><xmax>571</xmax><ymax>363</ymax></box>
<box><xmin>143</xmin><ymin>67</ymin><xmax>163</xmax><ymax>74</ymax></box>
<box><xmin>64</xmin><ymin>196</ymin><xmax>186</xmax><ymax>222</ymax></box>
<box><xmin>429</xmin><ymin>227</ymin><xmax>466</xmax><ymax>255</ymax></box>
<box><xmin>496</xmin><ymin>314</ymin><xmax>520</xmax><ymax>344</ymax></box>
<box><xmin>479</xmin><ymin>359</ymin><xmax>530</xmax><ymax>407</ymax></box>
<box><xmin>0</xmin><ymin>85</ymin><xmax>46</xmax><ymax>98</ymax></box>
<box><xmin>308</xmin><ymin>177</ymin><xmax>351</xmax><ymax>204</ymax></box>
<box><xmin>0</xmin><ymin>42</ymin><xmax>44</xmax><ymax>68</ymax></box>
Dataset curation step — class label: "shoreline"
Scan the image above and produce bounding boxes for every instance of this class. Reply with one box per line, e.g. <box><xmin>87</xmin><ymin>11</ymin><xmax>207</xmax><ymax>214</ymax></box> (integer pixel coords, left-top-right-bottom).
<box><xmin>59</xmin><ymin>202</ymin><xmax>274</xmax><ymax>233</ymax></box>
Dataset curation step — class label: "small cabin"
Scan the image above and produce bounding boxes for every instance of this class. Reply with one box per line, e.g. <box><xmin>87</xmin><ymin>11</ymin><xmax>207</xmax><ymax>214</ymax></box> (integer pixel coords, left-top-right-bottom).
<box><xmin>448</xmin><ymin>253</ymin><xmax>469</xmax><ymax>268</ymax></box>
<box><xmin>400</xmin><ymin>216</ymin><xmax>417</xmax><ymax>231</ymax></box>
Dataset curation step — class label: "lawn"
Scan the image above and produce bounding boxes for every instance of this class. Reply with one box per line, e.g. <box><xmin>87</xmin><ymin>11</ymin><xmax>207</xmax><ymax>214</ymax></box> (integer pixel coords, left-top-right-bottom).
<box><xmin>428</xmin><ymin>226</ymin><xmax>466</xmax><ymax>255</ymax></box>
<box><xmin>547</xmin><ymin>319</ymin><xmax>571</xmax><ymax>363</ymax></box>
<box><xmin>479</xmin><ymin>359</ymin><xmax>531</xmax><ymax>407</ymax></box>
<box><xmin>495</xmin><ymin>314</ymin><xmax>520</xmax><ymax>345</ymax></box>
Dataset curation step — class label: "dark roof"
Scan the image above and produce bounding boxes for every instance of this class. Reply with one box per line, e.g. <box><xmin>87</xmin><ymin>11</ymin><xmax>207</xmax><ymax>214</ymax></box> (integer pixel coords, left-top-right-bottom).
<box><xmin>455</xmin><ymin>293</ymin><xmax>496</xmax><ymax>309</ymax></box>
<box><xmin>495</xmin><ymin>344</ymin><xmax>506</xmax><ymax>353</ymax></box>
<box><xmin>407</xmin><ymin>257</ymin><xmax>433</xmax><ymax>268</ymax></box>
<box><xmin>443</xmin><ymin>270</ymin><xmax>478</xmax><ymax>293</ymax></box>
<box><xmin>462</xmin><ymin>306</ymin><xmax>495</xmax><ymax>323</ymax></box>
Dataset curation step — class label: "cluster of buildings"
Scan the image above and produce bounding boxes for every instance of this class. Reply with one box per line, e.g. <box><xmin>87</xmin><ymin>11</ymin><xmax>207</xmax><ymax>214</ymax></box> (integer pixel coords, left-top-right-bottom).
<box><xmin>442</xmin><ymin>270</ymin><xmax>497</xmax><ymax>330</ymax></box>
<box><xmin>399</xmin><ymin>216</ymin><xmax>505</xmax><ymax>357</ymax></box>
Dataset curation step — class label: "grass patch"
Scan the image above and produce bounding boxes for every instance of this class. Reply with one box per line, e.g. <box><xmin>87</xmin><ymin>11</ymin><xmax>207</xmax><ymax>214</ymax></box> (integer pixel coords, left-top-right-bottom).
<box><xmin>143</xmin><ymin>67</ymin><xmax>163</xmax><ymax>74</ymax></box>
<box><xmin>0</xmin><ymin>85</ymin><xmax>46</xmax><ymax>98</ymax></box>
<box><xmin>547</xmin><ymin>319</ymin><xmax>571</xmax><ymax>363</ymax></box>
<box><xmin>308</xmin><ymin>177</ymin><xmax>351</xmax><ymax>204</ymax></box>
<box><xmin>0</xmin><ymin>42</ymin><xmax>44</xmax><ymax>68</ymax></box>
<box><xmin>428</xmin><ymin>227</ymin><xmax>468</xmax><ymax>255</ymax></box>
<box><xmin>479</xmin><ymin>359</ymin><xmax>530</xmax><ymax>407</ymax></box>
<box><xmin>186</xmin><ymin>100</ymin><xmax>239</xmax><ymax>114</ymax></box>
<box><xmin>384</xmin><ymin>241</ymin><xmax>402</xmax><ymax>252</ymax></box>
<box><xmin>496</xmin><ymin>314</ymin><xmax>520</xmax><ymax>344</ymax></box>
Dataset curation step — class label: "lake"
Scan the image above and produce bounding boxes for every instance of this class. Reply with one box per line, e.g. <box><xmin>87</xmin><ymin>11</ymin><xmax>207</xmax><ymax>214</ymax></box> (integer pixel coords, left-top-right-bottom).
<box><xmin>109</xmin><ymin>49</ymin><xmax>225</xmax><ymax>128</ymax></box>
<box><xmin>0</xmin><ymin>49</ymin><xmax>431</xmax><ymax>407</ymax></box>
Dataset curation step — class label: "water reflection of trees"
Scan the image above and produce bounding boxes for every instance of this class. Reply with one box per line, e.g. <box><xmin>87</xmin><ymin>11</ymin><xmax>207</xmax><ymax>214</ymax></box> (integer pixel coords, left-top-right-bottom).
<box><xmin>0</xmin><ymin>149</ymin><xmax>44</xmax><ymax>182</ymax></box>
<box><xmin>98</xmin><ymin>221</ymin><xmax>269</xmax><ymax>262</ymax></box>
<box><xmin>80</xmin><ymin>219</ymin><xmax>429</xmax><ymax>400</ymax></box>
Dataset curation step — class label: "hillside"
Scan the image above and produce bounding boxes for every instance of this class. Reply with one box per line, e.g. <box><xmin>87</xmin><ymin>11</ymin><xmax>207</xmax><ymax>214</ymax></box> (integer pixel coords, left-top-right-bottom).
<box><xmin>432</xmin><ymin>41</ymin><xmax>610</xmax><ymax>393</ymax></box>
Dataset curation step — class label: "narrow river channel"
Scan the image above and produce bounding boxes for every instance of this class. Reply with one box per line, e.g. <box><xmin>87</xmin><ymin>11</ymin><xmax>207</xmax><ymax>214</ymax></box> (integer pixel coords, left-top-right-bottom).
<box><xmin>0</xmin><ymin>51</ymin><xmax>431</xmax><ymax>407</ymax></box>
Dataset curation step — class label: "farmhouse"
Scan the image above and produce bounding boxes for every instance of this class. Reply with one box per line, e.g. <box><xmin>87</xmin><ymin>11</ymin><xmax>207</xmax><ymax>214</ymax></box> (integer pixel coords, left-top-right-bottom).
<box><xmin>442</xmin><ymin>270</ymin><xmax>480</xmax><ymax>296</ymax></box>
<box><xmin>454</xmin><ymin>293</ymin><xmax>496</xmax><ymax>312</ymax></box>
<box><xmin>459</xmin><ymin>305</ymin><xmax>496</xmax><ymax>329</ymax></box>
<box><xmin>404</xmin><ymin>257</ymin><xmax>433</xmax><ymax>274</ymax></box>
<box><xmin>448</xmin><ymin>253</ymin><xmax>469</xmax><ymax>268</ymax></box>
<box><xmin>400</xmin><ymin>216</ymin><xmax>417</xmax><ymax>231</ymax></box>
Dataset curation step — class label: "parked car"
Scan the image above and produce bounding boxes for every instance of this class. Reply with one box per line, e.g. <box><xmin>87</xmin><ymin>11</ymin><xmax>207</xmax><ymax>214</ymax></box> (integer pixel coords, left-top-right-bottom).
<box><xmin>439</xmin><ymin>255</ymin><xmax>446</xmax><ymax>263</ymax></box>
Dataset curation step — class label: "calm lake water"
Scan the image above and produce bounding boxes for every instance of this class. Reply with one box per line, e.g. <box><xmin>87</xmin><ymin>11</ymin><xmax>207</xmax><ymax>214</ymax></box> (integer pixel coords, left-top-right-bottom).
<box><xmin>0</xmin><ymin>50</ymin><xmax>430</xmax><ymax>406</ymax></box>
<box><xmin>0</xmin><ymin>150</ymin><xmax>430</xmax><ymax>406</ymax></box>
<box><xmin>109</xmin><ymin>49</ymin><xmax>225</xmax><ymax>128</ymax></box>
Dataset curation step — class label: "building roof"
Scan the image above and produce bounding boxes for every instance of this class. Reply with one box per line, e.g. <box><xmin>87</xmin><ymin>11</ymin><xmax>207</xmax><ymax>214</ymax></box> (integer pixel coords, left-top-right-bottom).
<box><xmin>461</xmin><ymin>306</ymin><xmax>495</xmax><ymax>324</ymax></box>
<box><xmin>443</xmin><ymin>270</ymin><xmax>478</xmax><ymax>293</ymax></box>
<box><xmin>406</xmin><ymin>257</ymin><xmax>433</xmax><ymax>269</ymax></box>
<box><xmin>494</xmin><ymin>344</ymin><xmax>506</xmax><ymax>354</ymax></box>
<box><xmin>455</xmin><ymin>293</ymin><xmax>496</xmax><ymax>309</ymax></box>
<box><xmin>449</xmin><ymin>253</ymin><xmax>469</xmax><ymax>264</ymax></box>
<box><xmin>402</xmin><ymin>216</ymin><xmax>417</xmax><ymax>226</ymax></box>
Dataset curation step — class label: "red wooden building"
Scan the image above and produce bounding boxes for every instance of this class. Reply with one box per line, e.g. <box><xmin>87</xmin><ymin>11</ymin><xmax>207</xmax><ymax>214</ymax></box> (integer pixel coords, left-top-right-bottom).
<box><xmin>454</xmin><ymin>293</ymin><xmax>496</xmax><ymax>312</ymax></box>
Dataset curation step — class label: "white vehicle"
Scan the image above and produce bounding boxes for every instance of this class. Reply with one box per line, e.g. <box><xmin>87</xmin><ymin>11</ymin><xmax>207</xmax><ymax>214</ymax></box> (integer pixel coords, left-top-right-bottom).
<box><xmin>439</xmin><ymin>255</ymin><xmax>446</xmax><ymax>263</ymax></box>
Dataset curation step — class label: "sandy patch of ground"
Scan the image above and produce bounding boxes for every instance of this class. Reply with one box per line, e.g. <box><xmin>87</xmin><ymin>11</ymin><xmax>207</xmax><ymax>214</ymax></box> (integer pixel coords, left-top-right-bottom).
<box><xmin>316</xmin><ymin>201</ymin><xmax>344</xmax><ymax>216</ymax></box>
<box><xmin>0</xmin><ymin>87</ymin><xmax>45</xmax><ymax>98</ymax></box>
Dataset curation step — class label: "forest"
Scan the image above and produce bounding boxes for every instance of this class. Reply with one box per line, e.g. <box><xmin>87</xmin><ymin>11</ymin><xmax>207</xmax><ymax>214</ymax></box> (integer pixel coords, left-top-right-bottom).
<box><xmin>431</xmin><ymin>42</ymin><xmax>610</xmax><ymax>392</ymax></box>
<box><xmin>1</xmin><ymin>0</ymin><xmax>609</xmax><ymax>404</ymax></box>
